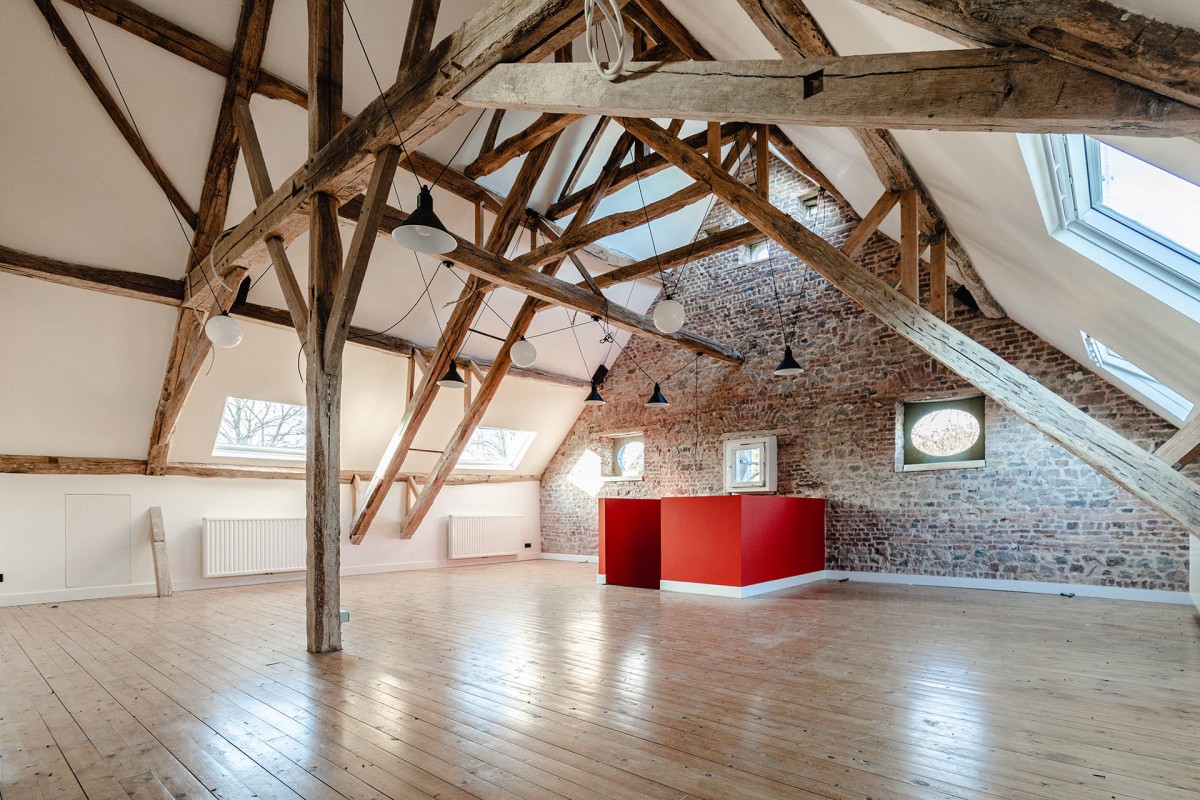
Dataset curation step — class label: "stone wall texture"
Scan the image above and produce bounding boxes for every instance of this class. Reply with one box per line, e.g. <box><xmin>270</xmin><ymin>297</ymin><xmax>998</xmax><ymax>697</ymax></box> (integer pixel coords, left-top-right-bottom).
<box><xmin>539</xmin><ymin>155</ymin><xmax>1194</xmax><ymax>591</ymax></box>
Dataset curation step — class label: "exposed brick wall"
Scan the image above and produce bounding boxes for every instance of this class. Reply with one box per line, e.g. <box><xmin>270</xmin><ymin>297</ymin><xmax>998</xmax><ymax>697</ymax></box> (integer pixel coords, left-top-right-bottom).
<box><xmin>540</xmin><ymin>155</ymin><xmax>1193</xmax><ymax>591</ymax></box>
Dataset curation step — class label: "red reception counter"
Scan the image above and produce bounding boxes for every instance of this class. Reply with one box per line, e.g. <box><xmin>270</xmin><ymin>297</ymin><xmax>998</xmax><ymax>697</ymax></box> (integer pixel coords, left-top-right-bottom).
<box><xmin>599</xmin><ymin>495</ymin><xmax>826</xmax><ymax>598</ymax></box>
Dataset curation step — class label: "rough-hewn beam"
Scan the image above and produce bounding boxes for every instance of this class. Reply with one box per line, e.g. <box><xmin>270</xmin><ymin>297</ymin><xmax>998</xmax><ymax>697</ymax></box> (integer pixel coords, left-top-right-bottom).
<box><xmin>1158</xmin><ymin>412</ymin><xmax>1200</xmax><ymax>470</ymax></box>
<box><xmin>0</xmin><ymin>244</ymin><xmax>183</xmax><ymax>305</ymax></box>
<box><xmin>35</xmin><ymin>0</ymin><xmax>197</xmax><ymax>227</ymax></box>
<box><xmin>461</xmin><ymin>52</ymin><xmax>1200</xmax><ymax>135</ymax></box>
<box><xmin>632</xmin><ymin>0</ymin><xmax>712</xmax><ymax>60</ymax></box>
<box><xmin>765</xmin><ymin>126</ymin><xmax>847</xmax><ymax>207</ymax></box>
<box><xmin>146</xmin><ymin>0</ymin><xmax>272</xmax><ymax>474</ymax></box>
<box><xmin>840</xmin><ymin>190</ymin><xmax>900</xmax><ymax>258</ymax></box>
<box><xmin>546</xmin><ymin>122</ymin><xmax>744</xmax><ymax>220</ymax></box>
<box><xmin>843</xmin><ymin>0</ymin><xmax>1200</xmax><ymax>111</ymax></box>
<box><xmin>398</xmin><ymin>0</ymin><xmax>441</xmax><ymax>76</ymax></box>
<box><xmin>622</xmin><ymin>115</ymin><xmax>1200</xmax><ymax>536</ymax></box>
<box><xmin>464</xmin><ymin>112</ymin><xmax>585</xmax><ymax>179</ymax></box>
<box><xmin>734</xmin><ymin>0</ymin><xmax>1005</xmax><ymax>319</ymax></box>
<box><xmin>0</xmin><ymin>454</ymin><xmax>536</xmax><ymax>484</ymax></box>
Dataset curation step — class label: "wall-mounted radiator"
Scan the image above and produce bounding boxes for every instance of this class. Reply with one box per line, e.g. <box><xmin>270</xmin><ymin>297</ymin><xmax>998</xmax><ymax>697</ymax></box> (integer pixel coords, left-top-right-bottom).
<box><xmin>203</xmin><ymin>518</ymin><xmax>306</xmax><ymax>578</ymax></box>
<box><xmin>447</xmin><ymin>515</ymin><xmax>525</xmax><ymax>559</ymax></box>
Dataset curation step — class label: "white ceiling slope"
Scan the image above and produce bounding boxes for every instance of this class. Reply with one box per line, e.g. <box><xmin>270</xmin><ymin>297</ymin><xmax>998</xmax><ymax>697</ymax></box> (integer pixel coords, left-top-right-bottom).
<box><xmin>664</xmin><ymin>0</ymin><xmax>1200</xmax><ymax>423</ymax></box>
<box><xmin>3</xmin><ymin>0</ymin><xmax>1200</xmax><ymax>473</ymax></box>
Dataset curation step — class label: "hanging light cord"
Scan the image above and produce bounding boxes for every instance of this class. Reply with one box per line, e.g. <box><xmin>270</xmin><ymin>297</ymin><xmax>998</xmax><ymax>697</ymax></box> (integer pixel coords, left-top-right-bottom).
<box><xmin>76</xmin><ymin>10</ymin><xmax>224</xmax><ymax>311</ymax></box>
<box><xmin>584</xmin><ymin>0</ymin><xmax>627</xmax><ymax>81</ymax></box>
<box><xmin>630</xmin><ymin>166</ymin><xmax>667</xmax><ymax>291</ymax></box>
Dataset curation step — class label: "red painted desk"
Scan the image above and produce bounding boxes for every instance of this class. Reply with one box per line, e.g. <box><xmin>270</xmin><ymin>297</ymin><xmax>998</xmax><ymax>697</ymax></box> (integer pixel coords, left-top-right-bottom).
<box><xmin>599</xmin><ymin>495</ymin><xmax>825</xmax><ymax>597</ymax></box>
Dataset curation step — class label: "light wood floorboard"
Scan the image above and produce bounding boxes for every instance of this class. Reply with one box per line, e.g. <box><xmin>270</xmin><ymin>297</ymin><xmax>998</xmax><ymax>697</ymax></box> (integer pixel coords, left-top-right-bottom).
<box><xmin>1</xmin><ymin>561</ymin><xmax>1198</xmax><ymax>799</ymax></box>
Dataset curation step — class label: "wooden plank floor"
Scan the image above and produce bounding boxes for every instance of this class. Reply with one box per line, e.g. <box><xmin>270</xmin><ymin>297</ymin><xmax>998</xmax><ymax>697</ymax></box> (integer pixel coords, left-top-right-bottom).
<box><xmin>2</xmin><ymin>561</ymin><xmax>1198</xmax><ymax>800</ymax></box>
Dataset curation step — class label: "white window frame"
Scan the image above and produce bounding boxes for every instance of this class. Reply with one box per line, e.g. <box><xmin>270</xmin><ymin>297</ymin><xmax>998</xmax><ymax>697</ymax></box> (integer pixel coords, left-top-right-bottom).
<box><xmin>722</xmin><ymin>434</ymin><xmax>778</xmax><ymax>494</ymax></box>
<box><xmin>455</xmin><ymin>427</ymin><xmax>536</xmax><ymax>471</ymax></box>
<box><xmin>1081</xmin><ymin>332</ymin><xmax>1193</xmax><ymax>424</ymax></box>
<box><xmin>1020</xmin><ymin>133</ymin><xmax>1200</xmax><ymax>322</ymax></box>
<box><xmin>212</xmin><ymin>397</ymin><xmax>307</xmax><ymax>462</ymax></box>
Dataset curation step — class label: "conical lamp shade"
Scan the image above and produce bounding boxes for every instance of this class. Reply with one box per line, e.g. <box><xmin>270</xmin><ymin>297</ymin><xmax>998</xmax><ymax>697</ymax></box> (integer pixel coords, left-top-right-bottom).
<box><xmin>392</xmin><ymin>186</ymin><xmax>457</xmax><ymax>254</ymax></box>
<box><xmin>583</xmin><ymin>384</ymin><xmax>605</xmax><ymax>405</ymax></box>
<box><xmin>644</xmin><ymin>383</ymin><xmax>669</xmax><ymax>407</ymax></box>
<box><xmin>774</xmin><ymin>345</ymin><xmax>803</xmax><ymax>376</ymax></box>
<box><xmin>437</xmin><ymin>361</ymin><xmax>467</xmax><ymax>389</ymax></box>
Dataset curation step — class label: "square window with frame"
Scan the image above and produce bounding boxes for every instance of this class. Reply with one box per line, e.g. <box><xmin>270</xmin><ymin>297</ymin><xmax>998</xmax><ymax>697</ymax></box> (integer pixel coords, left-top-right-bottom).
<box><xmin>456</xmin><ymin>427</ymin><xmax>536</xmax><ymax>471</ymax></box>
<box><xmin>897</xmin><ymin>395</ymin><xmax>986</xmax><ymax>473</ymax></box>
<box><xmin>213</xmin><ymin>396</ymin><xmax>307</xmax><ymax>461</ymax></box>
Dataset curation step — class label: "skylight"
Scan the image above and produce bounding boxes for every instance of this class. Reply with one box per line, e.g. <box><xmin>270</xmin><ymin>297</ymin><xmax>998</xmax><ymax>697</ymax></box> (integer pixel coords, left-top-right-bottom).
<box><xmin>1020</xmin><ymin>134</ymin><xmax>1200</xmax><ymax>320</ymax></box>
<box><xmin>213</xmin><ymin>397</ymin><xmax>306</xmax><ymax>461</ymax></box>
<box><xmin>1090</xmin><ymin>140</ymin><xmax>1200</xmax><ymax>261</ymax></box>
<box><xmin>456</xmin><ymin>427</ymin><xmax>536</xmax><ymax>471</ymax></box>
<box><xmin>1081</xmin><ymin>333</ymin><xmax>1193</xmax><ymax>423</ymax></box>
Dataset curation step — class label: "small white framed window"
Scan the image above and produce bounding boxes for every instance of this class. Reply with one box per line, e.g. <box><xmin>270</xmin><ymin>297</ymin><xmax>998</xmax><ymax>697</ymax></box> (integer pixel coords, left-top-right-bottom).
<box><xmin>1081</xmin><ymin>332</ymin><xmax>1193</xmax><ymax>423</ymax></box>
<box><xmin>723</xmin><ymin>434</ymin><xmax>777</xmax><ymax>493</ymax></box>
<box><xmin>612</xmin><ymin>434</ymin><xmax>645</xmax><ymax>477</ymax></box>
<box><xmin>456</xmin><ymin>427</ymin><xmax>536</xmax><ymax>470</ymax></box>
<box><xmin>213</xmin><ymin>396</ymin><xmax>307</xmax><ymax>461</ymax></box>
<box><xmin>743</xmin><ymin>240</ymin><xmax>771</xmax><ymax>263</ymax></box>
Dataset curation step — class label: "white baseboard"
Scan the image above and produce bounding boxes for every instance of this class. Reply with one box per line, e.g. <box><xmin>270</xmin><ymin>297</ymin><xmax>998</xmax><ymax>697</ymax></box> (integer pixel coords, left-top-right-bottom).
<box><xmin>825</xmin><ymin>570</ymin><xmax>1193</xmax><ymax>605</ymax></box>
<box><xmin>0</xmin><ymin>582</ymin><xmax>157</xmax><ymax>608</ymax></box>
<box><xmin>661</xmin><ymin>571</ymin><xmax>827</xmax><ymax>599</ymax></box>
<box><xmin>541</xmin><ymin>553</ymin><xmax>599</xmax><ymax>563</ymax></box>
<box><xmin>596</xmin><ymin>574</ymin><xmax>606</xmax><ymax>585</ymax></box>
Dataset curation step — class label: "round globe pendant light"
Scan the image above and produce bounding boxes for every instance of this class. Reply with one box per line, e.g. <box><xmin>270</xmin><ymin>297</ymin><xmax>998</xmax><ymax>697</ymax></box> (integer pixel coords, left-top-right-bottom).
<box><xmin>652</xmin><ymin>297</ymin><xmax>685</xmax><ymax>334</ymax></box>
<box><xmin>392</xmin><ymin>185</ymin><xmax>457</xmax><ymax>254</ymax></box>
<box><xmin>583</xmin><ymin>384</ymin><xmax>606</xmax><ymax>405</ymax></box>
<box><xmin>510</xmin><ymin>337</ymin><xmax>537</xmax><ymax>368</ymax></box>
<box><xmin>644</xmin><ymin>383</ymin><xmax>669</xmax><ymax>408</ymax></box>
<box><xmin>437</xmin><ymin>361</ymin><xmax>467</xmax><ymax>389</ymax></box>
<box><xmin>774</xmin><ymin>345</ymin><xmax>803</xmax><ymax>376</ymax></box>
<box><xmin>204</xmin><ymin>310</ymin><xmax>243</xmax><ymax>348</ymax></box>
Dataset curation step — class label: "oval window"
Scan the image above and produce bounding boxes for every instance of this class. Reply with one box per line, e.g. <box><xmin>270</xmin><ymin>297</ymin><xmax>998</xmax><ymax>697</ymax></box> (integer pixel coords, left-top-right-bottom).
<box><xmin>910</xmin><ymin>409</ymin><xmax>981</xmax><ymax>457</ymax></box>
<box><xmin>616</xmin><ymin>440</ymin><xmax>644</xmax><ymax>476</ymax></box>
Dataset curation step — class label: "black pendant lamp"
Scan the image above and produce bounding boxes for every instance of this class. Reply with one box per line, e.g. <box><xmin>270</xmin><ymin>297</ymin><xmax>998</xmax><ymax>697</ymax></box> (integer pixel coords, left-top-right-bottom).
<box><xmin>644</xmin><ymin>383</ymin><xmax>669</xmax><ymax>408</ymax></box>
<box><xmin>437</xmin><ymin>361</ymin><xmax>467</xmax><ymax>389</ymax></box>
<box><xmin>774</xmin><ymin>344</ymin><xmax>803</xmax><ymax>376</ymax></box>
<box><xmin>392</xmin><ymin>185</ymin><xmax>456</xmax><ymax>254</ymax></box>
<box><xmin>583</xmin><ymin>383</ymin><xmax>606</xmax><ymax>405</ymax></box>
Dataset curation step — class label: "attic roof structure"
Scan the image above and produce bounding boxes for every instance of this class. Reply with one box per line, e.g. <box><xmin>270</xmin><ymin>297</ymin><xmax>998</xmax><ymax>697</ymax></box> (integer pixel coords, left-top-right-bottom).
<box><xmin>3</xmin><ymin>0</ymin><xmax>1200</xmax><ymax>655</ymax></box>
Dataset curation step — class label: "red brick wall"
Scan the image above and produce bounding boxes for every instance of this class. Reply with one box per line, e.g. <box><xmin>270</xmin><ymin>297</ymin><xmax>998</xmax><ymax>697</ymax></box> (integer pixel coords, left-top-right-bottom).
<box><xmin>540</xmin><ymin>156</ymin><xmax>1193</xmax><ymax>591</ymax></box>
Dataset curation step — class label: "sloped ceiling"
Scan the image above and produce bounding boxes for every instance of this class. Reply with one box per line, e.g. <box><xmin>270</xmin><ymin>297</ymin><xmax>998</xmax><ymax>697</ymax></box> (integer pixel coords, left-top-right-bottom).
<box><xmin>3</xmin><ymin>0</ymin><xmax>1199</xmax><ymax>473</ymax></box>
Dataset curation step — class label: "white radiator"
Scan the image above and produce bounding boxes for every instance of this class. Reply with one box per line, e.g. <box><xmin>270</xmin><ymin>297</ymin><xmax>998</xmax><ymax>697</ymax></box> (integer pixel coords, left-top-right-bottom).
<box><xmin>447</xmin><ymin>515</ymin><xmax>524</xmax><ymax>559</ymax></box>
<box><xmin>203</xmin><ymin>518</ymin><xmax>306</xmax><ymax>578</ymax></box>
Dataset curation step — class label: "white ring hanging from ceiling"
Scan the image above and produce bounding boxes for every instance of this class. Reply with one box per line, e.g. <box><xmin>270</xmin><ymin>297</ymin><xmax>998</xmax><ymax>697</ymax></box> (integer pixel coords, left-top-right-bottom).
<box><xmin>583</xmin><ymin>0</ymin><xmax>628</xmax><ymax>81</ymax></box>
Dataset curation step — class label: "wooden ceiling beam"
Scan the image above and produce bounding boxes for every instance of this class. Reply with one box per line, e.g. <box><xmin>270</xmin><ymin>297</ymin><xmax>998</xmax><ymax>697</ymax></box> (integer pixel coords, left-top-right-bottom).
<box><xmin>348</xmin><ymin>130</ymin><xmax>566</xmax><ymax>545</ymax></box>
<box><xmin>631</xmin><ymin>0</ymin><xmax>712</xmax><ymax>60</ymax></box>
<box><xmin>517</xmin><ymin>134</ymin><xmax>748</xmax><ymax>270</ymax></box>
<box><xmin>397</xmin><ymin>0</ymin><xmax>441</xmax><ymax>77</ymax></box>
<box><xmin>840</xmin><ymin>190</ymin><xmax>901</xmax><ymax>258</ymax></box>
<box><xmin>621</xmin><ymin>114</ymin><xmax>1200</xmax><ymax>537</ymax></box>
<box><xmin>35</xmin><ymin>0</ymin><xmax>197</xmax><ymax>228</ymax></box>
<box><xmin>465</xmin><ymin>112</ymin><xmax>585</xmax><ymax>179</ymax></box>
<box><xmin>764</xmin><ymin>126</ymin><xmax>847</xmax><ymax>207</ymax></box>
<box><xmin>546</xmin><ymin>122</ymin><xmax>745</xmax><ymax>220</ymax></box>
<box><xmin>842</xmin><ymin>0</ymin><xmax>1200</xmax><ymax>111</ymax></box>
<box><xmin>146</xmin><ymin>0</ymin><xmax>273</xmax><ymax>475</ymax></box>
<box><xmin>589</xmin><ymin>222</ymin><xmax>763</xmax><ymax>290</ymax></box>
<box><xmin>461</xmin><ymin>53</ymin><xmax>1200</xmax><ymax>136</ymax></box>
<box><xmin>733</xmin><ymin>0</ymin><xmax>1005</xmax><ymax>319</ymax></box>
<box><xmin>1157</xmin><ymin>412</ymin><xmax>1200</xmax><ymax>470</ymax></box>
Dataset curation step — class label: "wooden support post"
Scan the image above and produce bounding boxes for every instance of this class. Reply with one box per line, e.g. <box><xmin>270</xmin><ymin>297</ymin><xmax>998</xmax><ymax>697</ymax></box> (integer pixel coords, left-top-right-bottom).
<box><xmin>406</xmin><ymin>354</ymin><xmax>417</xmax><ymax>404</ymax></box>
<box><xmin>305</xmin><ymin>0</ymin><xmax>343</xmax><ymax>655</ymax></box>
<box><xmin>1158</xmin><ymin>412</ymin><xmax>1200</xmax><ymax>470</ymax></box>
<box><xmin>899</xmin><ymin>188</ymin><xmax>919</xmax><ymax>302</ymax></box>
<box><xmin>148</xmin><ymin>507</ymin><xmax>172</xmax><ymax>598</ymax></box>
<box><xmin>397</xmin><ymin>0</ymin><xmax>440</xmax><ymax>77</ymax></box>
<box><xmin>474</xmin><ymin>201</ymin><xmax>484</xmax><ymax>246</ymax></box>
<box><xmin>929</xmin><ymin>232</ymin><xmax>947</xmax><ymax>319</ymax></box>
<box><xmin>755</xmin><ymin>124</ymin><xmax>770</xmax><ymax>200</ymax></box>
<box><xmin>620</xmin><ymin>115</ymin><xmax>1200</xmax><ymax>537</ymax></box>
<box><xmin>707</xmin><ymin>121</ymin><xmax>721</xmax><ymax>163</ymax></box>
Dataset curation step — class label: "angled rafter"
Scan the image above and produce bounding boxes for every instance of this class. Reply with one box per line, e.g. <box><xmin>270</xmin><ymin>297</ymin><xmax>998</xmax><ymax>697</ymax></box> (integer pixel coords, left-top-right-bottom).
<box><xmin>1158</xmin><ymin>412</ymin><xmax>1200</xmax><ymax>470</ymax></box>
<box><xmin>35</xmin><ymin>0</ymin><xmax>197</xmax><ymax>227</ymax></box>
<box><xmin>765</xmin><ymin>126</ymin><xmax>847</xmax><ymax>207</ymax></box>
<box><xmin>842</xmin><ymin>0</ymin><xmax>1200</xmax><ymax>110</ymax></box>
<box><xmin>632</xmin><ymin>0</ymin><xmax>712</xmax><ymax>60</ymax></box>
<box><xmin>621</xmin><ymin>114</ymin><xmax>1200</xmax><ymax>536</ymax></box>
<box><xmin>732</xmin><ymin>0</ymin><xmax>1004</xmax><ymax>318</ymax></box>
<box><xmin>546</xmin><ymin>122</ymin><xmax>744</xmax><ymax>220</ymax></box>
<box><xmin>146</xmin><ymin>0</ymin><xmax>272</xmax><ymax>474</ymax></box>
<box><xmin>590</xmin><ymin>222</ymin><xmax>763</xmax><ymax>290</ymax></box>
<box><xmin>398</xmin><ymin>0</ymin><xmax>441</xmax><ymax>76</ymax></box>
<box><xmin>348</xmin><ymin>132</ymin><xmax>565</xmax><ymax>544</ymax></box>
<box><xmin>840</xmin><ymin>189</ymin><xmax>900</xmax><ymax>258</ymax></box>
<box><xmin>464</xmin><ymin>112</ymin><xmax>585</xmax><ymax>178</ymax></box>
<box><xmin>0</xmin><ymin>243</ymin><xmax>183</xmax><ymax>305</ymax></box>
<box><xmin>231</xmin><ymin>97</ymin><xmax>309</xmax><ymax>340</ymax></box>
<box><xmin>460</xmin><ymin>53</ymin><xmax>1200</xmax><ymax>136</ymax></box>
